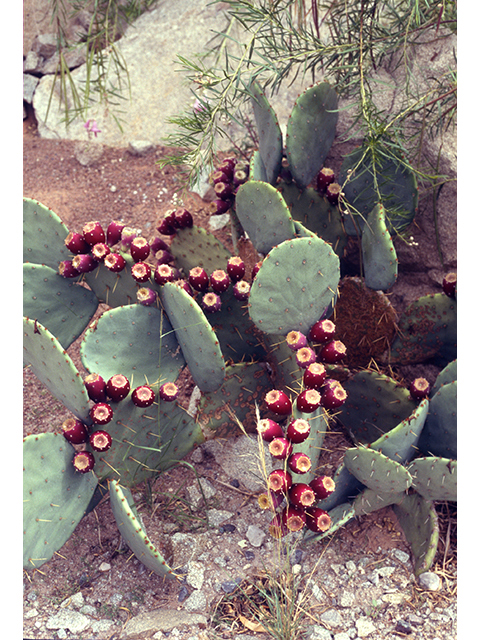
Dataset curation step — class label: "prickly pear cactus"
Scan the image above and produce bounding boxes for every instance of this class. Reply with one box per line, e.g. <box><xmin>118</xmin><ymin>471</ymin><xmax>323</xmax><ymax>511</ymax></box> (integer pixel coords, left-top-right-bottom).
<box><xmin>361</xmin><ymin>203</ymin><xmax>398</xmax><ymax>290</ymax></box>
<box><xmin>23</xmin><ymin>432</ymin><xmax>98</xmax><ymax>569</ymax></box>
<box><xmin>23</xmin><ymin>198</ymin><xmax>71</xmax><ymax>267</ymax></box>
<box><xmin>249</xmin><ymin>80</ymin><xmax>283</xmax><ymax>185</ymax></box>
<box><xmin>393</xmin><ymin>494</ymin><xmax>439</xmax><ymax>575</ymax></box>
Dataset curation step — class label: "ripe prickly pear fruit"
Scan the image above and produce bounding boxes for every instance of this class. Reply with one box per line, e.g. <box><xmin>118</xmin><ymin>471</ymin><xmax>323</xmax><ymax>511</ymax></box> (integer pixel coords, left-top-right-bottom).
<box><xmin>64</xmin><ymin>231</ymin><xmax>90</xmax><ymax>255</ymax></box>
<box><xmin>265</xmin><ymin>389</ymin><xmax>292</xmax><ymax>416</ymax></box>
<box><xmin>149</xmin><ymin>236</ymin><xmax>170</xmax><ymax>254</ymax></box>
<box><xmin>173</xmin><ymin>207</ymin><xmax>193</xmax><ymax>229</ymax></box>
<box><xmin>82</xmin><ymin>221</ymin><xmax>106</xmax><ymax>246</ymax></box>
<box><xmin>104</xmin><ymin>252</ymin><xmax>126</xmax><ymax>273</ymax></box>
<box><xmin>282</xmin><ymin>505</ymin><xmax>306</xmax><ymax>532</ymax></box>
<box><xmin>320</xmin><ymin>381</ymin><xmax>347</xmax><ymax>410</ymax></box>
<box><xmin>210</xmin><ymin>269</ymin><xmax>231</xmax><ymax>293</ymax></box>
<box><xmin>188</xmin><ymin>266</ymin><xmax>210</xmax><ymax>292</ymax></box>
<box><xmin>319</xmin><ymin>340</ymin><xmax>346</xmax><ymax>364</ymax></box>
<box><xmin>208</xmin><ymin>199</ymin><xmax>232</xmax><ymax>215</ymax></box>
<box><xmin>286</xmin><ymin>330</ymin><xmax>308</xmax><ymax>351</ymax></box>
<box><xmin>325</xmin><ymin>182</ymin><xmax>341</xmax><ymax>205</ymax></box>
<box><xmin>131</xmin><ymin>262</ymin><xmax>152</xmax><ymax>283</ymax></box>
<box><xmin>58</xmin><ymin>260</ymin><xmax>79</xmax><ymax>278</ymax></box>
<box><xmin>157</xmin><ymin>216</ymin><xmax>176</xmax><ymax>236</ymax></box>
<box><xmin>89</xmin><ymin>430</ymin><xmax>113</xmax><ymax>452</ymax></box>
<box><xmin>296</xmin><ymin>346</ymin><xmax>317</xmax><ymax>369</ymax></box>
<box><xmin>267</xmin><ymin>468</ymin><xmax>292</xmax><ymax>494</ymax></box>
<box><xmin>288</xmin><ymin>483</ymin><xmax>316</xmax><ymax>508</ymax></box>
<box><xmin>218</xmin><ymin>157</ymin><xmax>236</xmax><ymax>179</ymax></box>
<box><xmin>303</xmin><ymin>362</ymin><xmax>327</xmax><ymax>390</ymax></box>
<box><xmin>106</xmin><ymin>374</ymin><xmax>130</xmax><ymax>402</ymax></box>
<box><xmin>251</xmin><ymin>261</ymin><xmax>263</xmax><ymax>280</ymax></box>
<box><xmin>233</xmin><ymin>280</ymin><xmax>251</xmax><ymax>301</ymax></box>
<box><xmin>154</xmin><ymin>264</ymin><xmax>176</xmax><ymax>285</ymax></box>
<box><xmin>130</xmin><ymin>237</ymin><xmax>150</xmax><ymax>262</ymax></box>
<box><xmin>258</xmin><ymin>490</ymin><xmax>285</xmax><ymax>510</ymax></box>
<box><xmin>159</xmin><ymin>382</ymin><xmax>179</xmax><ymax>402</ymax></box>
<box><xmin>308</xmin><ymin>319</ymin><xmax>336</xmax><ymax>344</ymax></box>
<box><xmin>268</xmin><ymin>437</ymin><xmax>293</xmax><ymax>460</ymax></box>
<box><xmin>309</xmin><ymin>475</ymin><xmax>335</xmax><ymax>500</ymax></box>
<box><xmin>233</xmin><ymin>168</ymin><xmax>248</xmax><ymax>187</ymax></box>
<box><xmin>175</xmin><ymin>279</ymin><xmax>194</xmax><ymax>296</ymax></box>
<box><xmin>61</xmin><ymin>417</ymin><xmax>89</xmax><ymax>444</ymax></box>
<box><xmin>119</xmin><ymin>227</ymin><xmax>138</xmax><ymax>252</ymax></box>
<box><xmin>286</xmin><ymin>418</ymin><xmax>311</xmax><ymax>444</ymax></box>
<box><xmin>91</xmin><ymin>242</ymin><xmax>111</xmax><ymax>262</ymax></box>
<box><xmin>442</xmin><ymin>272</ymin><xmax>457</xmax><ymax>298</ymax></box>
<box><xmin>287</xmin><ymin>452</ymin><xmax>312</xmax><ymax>475</ymax></box>
<box><xmin>72</xmin><ymin>253</ymin><xmax>97</xmax><ymax>274</ymax></box>
<box><xmin>316</xmin><ymin>167</ymin><xmax>335</xmax><ymax>193</ymax></box>
<box><xmin>269</xmin><ymin>513</ymin><xmax>289</xmax><ymax>538</ymax></box>
<box><xmin>155</xmin><ymin>249</ymin><xmax>175</xmax><ymax>265</ymax></box>
<box><xmin>409</xmin><ymin>377</ymin><xmax>430</xmax><ymax>400</ymax></box>
<box><xmin>257</xmin><ymin>418</ymin><xmax>284</xmax><ymax>442</ymax></box>
<box><xmin>137</xmin><ymin>287</ymin><xmax>157</xmax><ymax>306</ymax></box>
<box><xmin>131</xmin><ymin>385</ymin><xmax>156</xmax><ymax>408</ymax></box>
<box><xmin>73</xmin><ymin>451</ymin><xmax>95</xmax><ymax>474</ymax></box>
<box><xmin>296</xmin><ymin>389</ymin><xmax>321</xmax><ymax>413</ymax></box>
<box><xmin>211</xmin><ymin>169</ymin><xmax>230</xmax><ymax>185</ymax></box>
<box><xmin>305</xmin><ymin>507</ymin><xmax>332</xmax><ymax>532</ymax></box>
<box><xmin>84</xmin><ymin>372</ymin><xmax>107</xmax><ymax>402</ymax></box>
<box><xmin>106</xmin><ymin>220</ymin><xmax>125</xmax><ymax>246</ymax></box>
<box><xmin>202</xmin><ymin>292</ymin><xmax>222</xmax><ymax>313</ymax></box>
<box><xmin>226</xmin><ymin>256</ymin><xmax>246</xmax><ymax>282</ymax></box>
<box><xmin>214</xmin><ymin>181</ymin><xmax>233</xmax><ymax>200</ymax></box>
<box><xmin>90</xmin><ymin>402</ymin><xmax>114</xmax><ymax>425</ymax></box>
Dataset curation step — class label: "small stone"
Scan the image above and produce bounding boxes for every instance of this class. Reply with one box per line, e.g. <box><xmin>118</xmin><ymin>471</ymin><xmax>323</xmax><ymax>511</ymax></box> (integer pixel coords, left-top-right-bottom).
<box><xmin>184</xmin><ymin>589</ymin><xmax>207</xmax><ymax>612</ymax></box>
<box><xmin>190</xmin><ymin>447</ymin><xmax>204</xmax><ymax>463</ymax></box>
<box><xmin>221</xmin><ymin>579</ymin><xmax>242</xmax><ymax>593</ymax></box>
<box><xmin>418</xmin><ymin>571</ymin><xmax>442</xmax><ymax>591</ymax></box>
<box><xmin>98</xmin><ymin>562</ymin><xmax>111</xmax><ymax>572</ymax></box>
<box><xmin>91</xmin><ymin>619</ymin><xmax>116</xmax><ymax>633</ymax></box>
<box><xmin>209</xmin><ymin>213</ymin><xmax>230</xmax><ymax>231</ymax></box>
<box><xmin>74</xmin><ymin>141</ymin><xmax>103</xmax><ymax>166</ymax></box>
<box><xmin>306</xmin><ymin>625</ymin><xmax>333</xmax><ymax>640</ymax></box>
<box><xmin>25</xmin><ymin>608</ymin><xmax>38</xmax><ymax>619</ymax></box>
<box><xmin>79</xmin><ymin>604</ymin><xmax>96</xmax><ymax>616</ymax></box>
<box><xmin>61</xmin><ymin>591</ymin><xmax>84</xmax><ymax>609</ymax></box>
<box><xmin>187</xmin><ymin>561</ymin><xmax>205</xmax><ymax>590</ymax></box>
<box><xmin>246</xmin><ymin>524</ymin><xmax>266</xmax><ymax>548</ymax></box>
<box><xmin>345</xmin><ymin>560</ymin><xmax>356</xmax><ymax>573</ymax></box>
<box><xmin>395</xmin><ymin>619</ymin><xmax>413</xmax><ymax>634</ymax></box>
<box><xmin>206</xmin><ymin>508</ymin><xmax>233</xmax><ymax>527</ymax></box>
<box><xmin>46</xmin><ymin>610</ymin><xmax>91</xmax><ymax>633</ymax></box>
<box><xmin>320</xmin><ymin>608</ymin><xmax>342</xmax><ymax>628</ymax></box>
<box><xmin>333</xmin><ymin>633</ymin><xmax>351</xmax><ymax>640</ymax></box>
<box><xmin>128</xmin><ymin>140</ymin><xmax>155</xmax><ymax>156</ymax></box>
<box><xmin>110</xmin><ymin>185</ymin><xmax>117</xmax><ymax>192</ymax></box>
<box><xmin>23</xmin><ymin>73</ymin><xmax>40</xmax><ymax>103</ymax></box>
<box><xmin>178</xmin><ymin>585</ymin><xmax>189</xmax><ymax>602</ymax></box>
<box><xmin>392</xmin><ymin>548</ymin><xmax>410</xmax><ymax>564</ymax></box>
<box><xmin>355</xmin><ymin>616</ymin><xmax>376</xmax><ymax>637</ymax></box>
<box><xmin>339</xmin><ymin>590</ymin><xmax>355</xmax><ymax>608</ymax></box>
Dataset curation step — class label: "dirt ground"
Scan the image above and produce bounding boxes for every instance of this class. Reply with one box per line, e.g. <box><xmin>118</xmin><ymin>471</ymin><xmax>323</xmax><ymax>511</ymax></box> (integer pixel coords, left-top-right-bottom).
<box><xmin>22</xmin><ymin>109</ymin><xmax>457</xmax><ymax>639</ymax></box>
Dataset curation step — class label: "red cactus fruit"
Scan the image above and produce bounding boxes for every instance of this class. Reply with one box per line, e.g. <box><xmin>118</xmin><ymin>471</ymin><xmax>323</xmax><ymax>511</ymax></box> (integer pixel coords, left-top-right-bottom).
<box><xmin>149</xmin><ymin>236</ymin><xmax>170</xmax><ymax>254</ymax></box>
<box><xmin>90</xmin><ymin>402</ymin><xmax>113</xmax><ymax>425</ymax></box>
<box><xmin>210</xmin><ymin>269</ymin><xmax>231</xmax><ymax>293</ymax></box>
<box><xmin>131</xmin><ymin>262</ymin><xmax>152</xmax><ymax>283</ymax></box>
<box><xmin>257</xmin><ymin>418</ymin><xmax>284</xmax><ymax>442</ymax></box>
<box><xmin>188</xmin><ymin>266</ymin><xmax>210</xmax><ymax>292</ymax></box>
<box><xmin>89</xmin><ymin>430</ymin><xmax>113</xmax><ymax>452</ymax></box>
<box><xmin>258</xmin><ymin>490</ymin><xmax>285</xmax><ymax>510</ymax></box>
<box><xmin>442</xmin><ymin>272</ymin><xmax>457</xmax><ymax>298</ymax></box>
<box><xmin>58</xmin><ymin>260</ymin><xmax>79</xmax><ymax>278</ymax></box>
<box><xmin>104</xmin><ymin>252</ymin><xmax>126</xmax><ymax>272</ymax></box>
<box><xmin>202</xmin><ymin>292</ymin><xmax>222</xmax><ymax>313</ymax></box>
<box><xmin>84</xmin><ymin>372</ymin><xmax>107</xmax><ymax>403</ymax></box>
<box><xmin>214</xmin><ymin>181</ymin><xmax>233</xmax><ymax>200</ymax></box>
<box><xmin>106</xmin><ymin>374</ymin><xmax>130</xmax><ymax>402</ymax></box>
<box><xmin>173</xmin><ymin>207</ymin><xmax>193</xmax><ymax>229</ymax></box>
<box><xmin>131</xmin><ymin>385</ymin><xmax>156</xmax><ymax>408</ymax></box>
<box><xmin>288</xmin><ymin>483</ymin><xmax>316</xmax><ymax>509</ymax></box>
<box><xmin>156</xmin><ymin>249</ymin><xmax>175</xmax><ymax>265</ymax></box>
<box><xmin>296</xmin><ymin>389</ymin><xmax>321</xmax><ymax>413</ymax></box>
<box><xmin>61</xmin><ymin>418</ymin><xmax>89</xmax><ymax>444</ymax></box>
<box><xmin>157</xmin><ymin>217</ymin><xmax>176</xmax><ymax>236</ymax></box>
<box><xmin>251</xmin><ymin>261</ymin><xmax>263</xmax><ymax>280</ymax></box>
<box><xmin>233</xmin><ymin>280</ymin><xmax>251</xmax><ymax>301</ymax></box>
<box><xmin>268</xmin><ymin>437</ymin><xmax>293</xmax><ymax>460</ymax></box>
<box><xmin>286</xmin><ymin>418</ymin><xmax>311</xmax><ymax>444</ymax></box>
<box><xmin>286</xmin><ymin>330</ymin><xmax>308</xmax><ymax>351</ymax></box>
<box><xmin>233</xmin><ymin>168</ymin><xmax>249</xmax><ymax>186</ymax></box>
<box><xmin>316</xmin><ymin>167</ymin><xmax>335</xmax><ymax>193</ymax></box>
<box><xmin>72</xmin><ymin>253</ymin><xmax>97</xmax><ymax>274</ymax></box>
<box><xmin>91</xmin><ymin>242</ymin><xmax>111</xmax><ymax>262</ymax></box>
<box><xmin>130</xmin><ymin>237</ymin><xmax>150</xmax><ymax>262</ymax></box>
<box><xmin>175</xmin><ymin>279</ymin><xmax>194</xmax><ymax>296</ymax></box>
<box><xmin>305</xmin><ymin>507</ymin><xmax>332</xmax><ymax>532</ymax></box>
<box><xmin>265</xmin><ymin>389</ymin><xmax>292</xmax><ymax>416</ymax></box>
<box><xmin>319</xmin><ymin>340</ymin><xmax>346</xmax><ymax>364</ymax></box>
<box><xmin>320</xmin><ymin>381</ymin><xmax>347</xmax><ymax>410</ymax></box>
<box><xmin>73</xmin><ymin>451</ymin><xmax>95</xmax><ymax>474</ymax></box>
<box><xmin>308</xmin><ymin>319</ymin><xmax>336</xmax><ymax>344</ymax></box>
<box><xmin>82</xmin><ymin>221</ymin><xmax>106</xmax><ymax>246</ymax></box>
<box><xmin>282</xmin><ymin>505</ymin><xmax>306</xmax><ymax>532</ymax></box>
<box><xmin>268</xmin><ymin>513</ymin><xmax>289</xmax><ymax>538</ymax></box>
<box><xmin>226</xmin><ymin>256</ymin><xmax>246</xmax><ymax>282</ymax></box>
<box><xmin>64</xmin><ymin>231</ymin><xmax>90</xmax><ymax>255</ymax></box>
<box><xmin>137</xmin><ymin>287</ymin><xmax>157</xmax><ymax>306</ymax></box>
<box><xmin>208</xmin><ymin>199</ymin><xmax>232</xmax><ymax>215</ymax></box>
<box><xmin>211</xmin><ymin>169</ymin><xmax>230</xmax><ymax>185</ymax></box>
<box><xmin>154</xmin><ymin>264</ymin><xmax>176</xmax><ymax>285</ymax></box>
<box><xmin>106</xmin><ymin>220</ymin><xmax>125</xmax><ymax>246</ymax></box>
<box><xmin>267</xmin><ymin>468</ymin><xmax>292</xmax><ymax>494</ymax></box>
<box><xmin>159</xmin><ymin>382</ymin><xmax>179</xmax><ymax>402</ymax></box>
<box><xmin>325</xmin><ymin>182</ymin><xmax>342</xmax><ymax>205</ymax></box>
<box><xmin>303</xmin><ymin>362</ymin><xmax>327</xmax><ymax>389</ymax></box>
<box><xmin>296</xmin><ymin>346</ymin><xmax>317</xmax><ymax>369</ymax></box>
<box><xmin>287</xmin><ymin>452</ymin><xmax>312</xmax><ymax>475</ymax></box>
<box><xmin>409</xmin><ymin>377</ymin><xmax>430</xmax><ymax>400</ymax></box>
<box><xmin>309</xmin><ymin>475</ymin><xmax>336</xmax><ymax>500</ymax></box>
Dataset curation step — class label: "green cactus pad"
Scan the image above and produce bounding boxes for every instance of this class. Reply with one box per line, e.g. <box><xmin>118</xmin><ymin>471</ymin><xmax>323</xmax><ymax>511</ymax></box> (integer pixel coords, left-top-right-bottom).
<box><xmin>250</xmin><ymin>149</ymin><xmax>269</xmax><ymax>182</ymax></box>
<box><xmin>160</xmin><ymin>282</ymin><xmax>225</xmax><ymax>393</ymax></box>
<box><xmin>290</xmin><ymin>400</ymin><xmax>329</xmax><ymax>485</ymax></box>
<box><xmin>81</xmin><ymin>304</ymin><xmax>185</xmax><ymax>388</ymax></box>
<box><xmin>370</xmin><ymin>398</ymin><xmax>429</xmax><ymax>464</ymax></box>
<box><xmin>361</xmin><ymin>204</ymin><xmax>398</xmax><ymax>290</ymax></box>
<box><xmin>88</xmin><ymin>393</ymin><xmax>204</xmax><ymax>485</ymax></box>
<box><xmin>235</xmin><ymin>180</ymin><xmax>296</xmax><ymax>255</ymax></box>
<box><xmin>338</xmin><ymin>370</ymin><xmax>417</xmax><ymax>446</ymax></box>
<box><xmin>23</xmin><ymin>263</ymin><xmax>99</xmax><ymax>350</ymax></box>
<box><xmin>339</xmin><ymin>146</ymin><xmax>418</xmax><ymax>235</ymax></box>
<box><xmin>285</xmin><ymin>83</ymin><xmax>338</xmax><ymax>189</ymax></box>
<box><xmin>343</xmin><ymin>446</ymin><xmax>413</xmax><ymax>494</ymax></box>
<box><xmin>249</xmin><ymin>81</ymin><xmax>283</xmax><ymax>184</ymax></box>
<box><xmin>23</xmin><ymin>198</ymin><xmax>71</xmax><ymax>268</ymax></box>
<box><xmin>393</xmin><ymin>494</ymin><xmax>439</xmax><ymax>575</ymax></box>
<box><xmin>353</xmin><ymin>487</ymin><xmax>406</xmax><ymax>517</ymax></box>
<box><xmin>408</xmin><ymin>457</ymin><xmax>457</xmax><ymax>502</ymax></box>
<box><xmin>248</xmin><ymin>236</ymin><xmax>340</xmax><ymax>336</ymax></box>
<box><xmin>169</xmin><ymin>225</ymin><xmax>232</xmax><ymax>275</ymax></box>
<box><xmin>23</xmin><ymin>317</ymin><xmax>91</xmax><ymax>421</ymax></box>
<box><xmin>388</xmin><ymin>293</ymin><xmax>457</xmax><ymax>367</ymax></box>
<box><xmin>84</xmin><ymin>253</ymin><xmax>141</xmax><ymax>308</ymax></box>
<box><xmin>303</xmin><ymin>502</ymin><xmax>356</xmax><ymax>543</ymax></box>
<box><xmin>431</xmin><ymin>359</ymin><xmax>457</xmax><ymax>396</ymax></box>
<box><xmin>109</xmin><ymin>480</ymin><xmax>179</xmax><ymax>578</ymax></box>
<box><xmin>417</xmin><ymin>381</ymin><xmax>457</xmax><ymax>459</ymax></box>
<box><xmin>23</xmin><ymin>432</ymin><xmax>98</xmax><ymax>569</ymax></box>
<box><xmin>196</xmin><ymin>361</ymin><xmax>272</xmax><ymax>437</ymax></box>
<box><xmin>278</xmin><ymin>182</ymin><xmax>348</xmax><ymax>257</ymax></box>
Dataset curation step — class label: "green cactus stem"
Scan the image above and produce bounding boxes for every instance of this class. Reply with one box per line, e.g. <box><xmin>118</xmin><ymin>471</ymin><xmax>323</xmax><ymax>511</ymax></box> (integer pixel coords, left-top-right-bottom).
<box><xmin>84</xmin><ymin>253</ymin><xmax>141</xmax><ymax>308</ymax></box>
<box><xmin>353</xmin><ymin>487</ymin><xmax>406</xmax><ymax>517</ymax></box>
<box><xmin>23</xmin><ymin>432</ymin><xmax>98</xmax><ymax>569</ymax></box>
<box><xmin>361</xmin><ymin>203</ymin><xmax>398</xmax><ymax>291</ymax></box>
<box><xmin>169</xmin><ymin>225</ymin><xmax>232</xmax><ymax>275</ymax></box>
<box><xmin>393</xmin><ymin>494</ymin><xmax>439</xmax><ymax>576</ymax></box>
<box><xmin>417</xmin><ymin>381</ymin><xmax>457</xmax><ymax>459</ymax></box>
<box><xmin>249</xmin><ymin>81</ymin><xmax>283</xmax><ymax>185</ymax></box>
<box><xmin>303</xmin><ymin>502</ymin><xmax>356</xmax><ymax>543</ymax></box>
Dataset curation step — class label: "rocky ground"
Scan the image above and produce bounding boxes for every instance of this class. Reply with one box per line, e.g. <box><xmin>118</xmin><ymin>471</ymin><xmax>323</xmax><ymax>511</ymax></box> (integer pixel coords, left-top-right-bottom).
<box><xmin>23</xmin><ymin>110</ymin><xmax>457</xmax><ymax>640</ymax></box>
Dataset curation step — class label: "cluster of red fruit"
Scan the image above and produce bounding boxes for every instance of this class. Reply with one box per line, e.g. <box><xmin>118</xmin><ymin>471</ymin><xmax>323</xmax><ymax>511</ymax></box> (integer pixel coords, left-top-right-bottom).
<box><xmin>256</xmin><ymin>318</ymin><xmax>348</xmax><ymax>538</ymax></box>
<box><xmin>62</xmin><ymin>373</ymin><xmax>179</xmax><ymax>474</ymax></box>
<box><xmin>207</xmin><ymin>156</ymin><xmax>250</xmax><ymax>216</ymax></box>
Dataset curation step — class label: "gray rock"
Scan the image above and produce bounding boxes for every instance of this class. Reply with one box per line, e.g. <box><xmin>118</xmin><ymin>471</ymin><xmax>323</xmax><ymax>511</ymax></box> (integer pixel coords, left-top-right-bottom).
<box><xmin>120</xmin><ymin>608</ymin><xmax>207</xmax><ymax>639</ymax></box>
<box><xmin>23</xmin><ymin>74</ymin><xmax>39</xmax><ymax>104</ymax></box>
<box><xmin>45</xmin><ymin>609</ymin><xmax>91</xmax><ymax>633</ymax></box>
<box><xmin>392</xmin><ymin>548</ymin><xmax>410</xmax><ymax>564</ymax></box>
<box><xmin>209</xmin><ymin>435</ymin><xmax>273</xmax><ymax>492</ymax></box>
<box><xmin>306</xmin><ymin>625</ymin><xmax>333</xmax><ymax>640</ymax></box>
<box><xmin>186</xmin><ymin>477</ymin><xmax>216</xmax><ymax>508</ymax></box>
<box><xmin>320</xmin><ymin>608</ymin><xmax>343</xmax><ymax>628</ymax></box>
<box><xmin>24</xmin><ymin>51</ymin><xmax>43</xmax><ymax>73</ymax></box>
<box><xmin>206</xmin><ymin>508</ymin><xmax>233</xmax><ymax>527</ymax></box>
<box><xmin>73</xmin><ymin>140</ymin><xmax>104</xmax><ymax>166</ymax></box>
<box><xmin>339</xmin><ymin>590</ymin><xmax>355</xmax><ymax>608</ymax></box>
<box><xmin>355</xmin><ymin>616</ymin><xmax>377</xmax><ymax>637</ymax></box>
<box><xmin>418</xmin><ymin>571</ymin><xmax>442</xmax><ymax>591</ymax></box>
<box><xmin>32</xmin><ymin>33</ymin><xmax>58</xmax><ymax>58</ymax></box>
<box><xmin>187</xmin><ymin>561</ymin><xmax>205</xmax><ymax>589</ymax></box>
<box><xmin>91</xmin><ymin>619</ymin><xmax>116</xmax><ymax>634</ymax></box>
<box><xmin>128</xmin><ymin>140</ymin><xmax>155</xmax><ymax>156</ymax></box>
<box><xmin>246</xmin><ymin>524</ymin><xmax>266</xmax><ymax>548</ymax></box>
<box><xmin>60</xmin><ymin>591</ymin><xmax>84</xmax><ymax>609</ymax></box>
<box><xmin>184</xmin><ymin>589</ymin><xmax>207</xmax><ymax>612</ymax></box>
